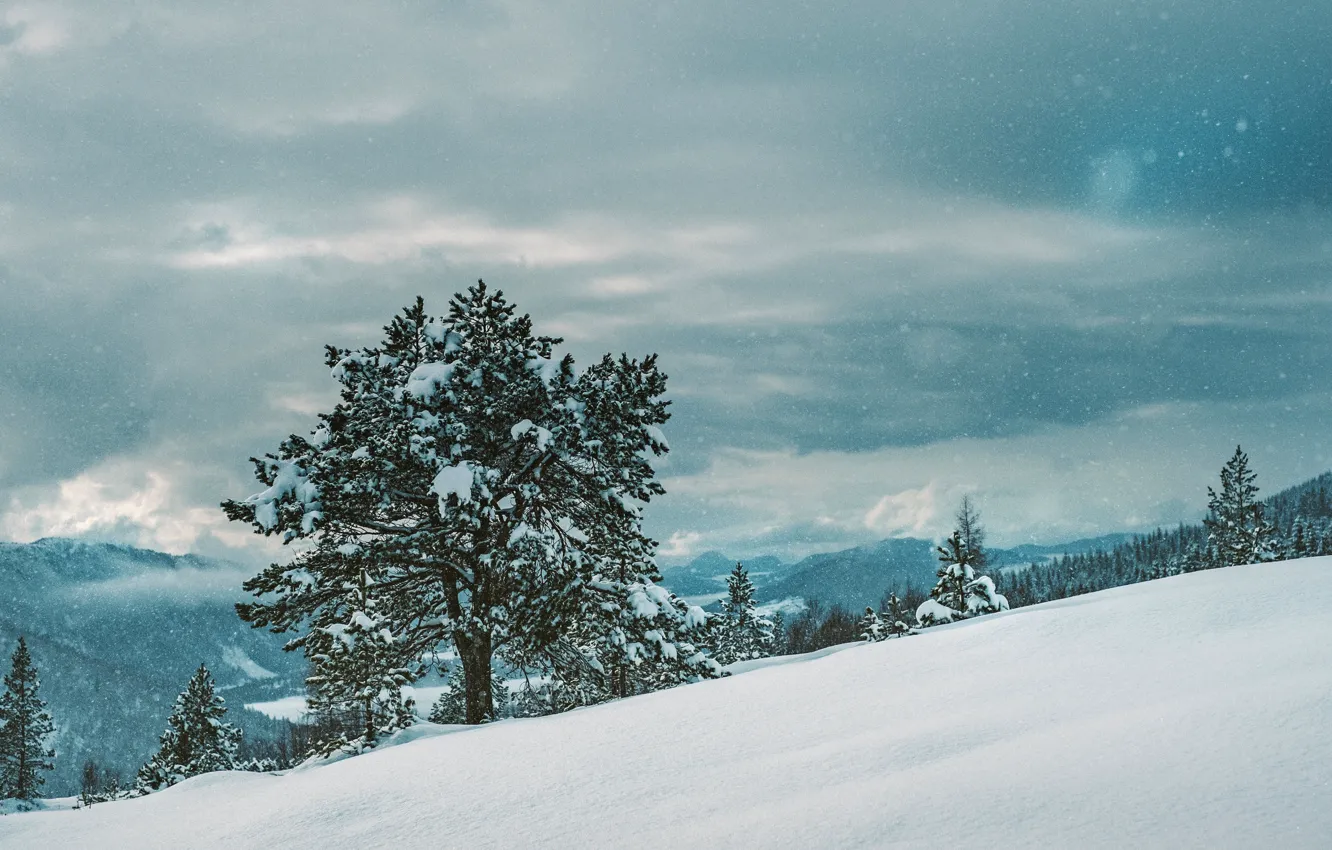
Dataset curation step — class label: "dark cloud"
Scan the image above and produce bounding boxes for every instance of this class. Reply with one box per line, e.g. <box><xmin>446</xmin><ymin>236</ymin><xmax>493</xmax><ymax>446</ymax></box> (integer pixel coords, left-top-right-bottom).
<box><xmin>0</xmin><ymin>23</ymin><xmax>23</xmax><ymax>48</ymax></box>
<box><xmin>637</xmin><ymin>304</ymin><xmax>1332</xmax><ymax>463</ymax></box>
<box><xmin>1</xmin><ymin>0</ymin><xmax>1329</xmax><ymax>557</ymax></box>
<box><xmin>854</xmin><ymin>2</ymin><xmax>1332</xmax><ymax>216</ymax></box>
<box><xmin>0</xmin><ymin>269</ymin><xmax>155</xmax><ymax>485</ymax></box>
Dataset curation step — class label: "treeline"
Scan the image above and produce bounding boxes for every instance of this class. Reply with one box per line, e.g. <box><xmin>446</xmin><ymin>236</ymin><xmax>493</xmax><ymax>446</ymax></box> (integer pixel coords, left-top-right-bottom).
<box><xmin>996</xmin><ymin>451</ymin><xmax>1329</xmax><ymax>608</ymax></box>
<box><xmin>0</xmin><ymin>647</ymin><xmax>325</xmax><ymax>808</ymax></box>
<box><xmin>771</xmin><ymin>496</ymin><xmax>1004</xmax><ymax>655</ymax></box>
<box><xmin>769</xmin><ymin>448</ymin><xmax>1325</xmax><ymax>657</ymax></box>
<box><xmin>776</xmin><ymin>585</ymin><xmax>932</xmax><ymax>654</ymax></box>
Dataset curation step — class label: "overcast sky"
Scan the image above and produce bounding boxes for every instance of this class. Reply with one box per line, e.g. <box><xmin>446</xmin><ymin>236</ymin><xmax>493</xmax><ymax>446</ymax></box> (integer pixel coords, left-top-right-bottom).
<box><xmin>1</xmin><ymin>0</ymin><xmax>1330</xmax><ymax>564</ymax></box>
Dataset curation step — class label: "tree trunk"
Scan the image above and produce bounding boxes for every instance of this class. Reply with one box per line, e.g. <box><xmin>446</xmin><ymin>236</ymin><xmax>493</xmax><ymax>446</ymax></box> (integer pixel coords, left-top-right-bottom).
<box><xmin>457</xmin><ymin>632</ymin><xmax>494</xmax><ymax>724</ymax></box>
<box><xmin>363</xmin><ymin>693</ymin><xmax>376</xmax><ymax>746</ymax></box>
<box><xmin>610</xmin><ymin>664</ymin><xmax>629</xmax><ymax>699</ymax></box>
<box><xmin>17</xmin><ymin>709</ymin><xmax>29</xmax><ymax>799</ymax></box>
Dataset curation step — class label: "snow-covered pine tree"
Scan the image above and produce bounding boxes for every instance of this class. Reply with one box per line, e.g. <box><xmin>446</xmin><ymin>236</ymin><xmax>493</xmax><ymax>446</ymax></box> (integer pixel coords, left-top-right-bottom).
<box><xmin>916</xmin><ymin>530</ymin><xmax>1009</xmax><ymax>628</ymax></box>
<box><xmin>0</xmin><ymin>637</ymin><xmax>55</xmax><ymax>801</ymax></box>
<box><xmin>137</xmin><ymin>665</ymin><xmax>241</xmax><ymax>792</ymax></box>
<box><xmin>537</xmin><ymin>536</ymin><xmax>722</xmax><ymax>710</ymax></box>
<box><xmin>859</xmin><ymin>607</ymin><xmax>885</xmax><ymax>642</ymax></box>
<box><xmin>1203</xmin><ymin>446</ymin><xmax>1276</xmax><ymax>568</ymax></box>
<box><xmin>714</xmin><ymin>562</ymin><xmax>775</xmax><ymax>663</ymax></box>
<box><xmin>919</xmin><ymin>531</ymin><xmax>971</xmax><ymax>625</ymax></box>
<box><xmin>227</xmin><ymin>284</ymin><xmax>687</xmax><ymax>725</ymax></box>
<box><xmin>883</xmin><ymin>593</ymin><xmax>912</xmax><ymax>637</ymax></box>
<box><xmin>427</xmin><ymin>670</ymin><xmax>464</xmax><ymax>724</ymax></box>
<box><xmin>1282</xmin><ymin>516</ymin><xmax>1310</xmax><ymax>560</ymax></box>
<box><xmin>303</xmin><ymin>567</ymin><xmax>417</xmax><ymax>753</ymax></box>
<box><xmin>1278</xmin><ymin>516</ymin><xmax>1310</xmax><ymax>562</ymax></box>
<box><xmin>511</xmin><ymin>678</ymin><xmax>554</xmax><ymax>718</ymax></box>
<box><xmin>964</xmin><ymin>574</ymin><xmax>1008</xmax><ymax>616</ymax></box>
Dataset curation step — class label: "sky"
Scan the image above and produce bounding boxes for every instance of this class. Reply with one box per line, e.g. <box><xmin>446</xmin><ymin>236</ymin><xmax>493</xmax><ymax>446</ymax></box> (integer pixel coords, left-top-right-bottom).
<box><xmin>1</xmin><ymin>0</ymin><xmax>1330</xmax><ymax>565</ymax></box>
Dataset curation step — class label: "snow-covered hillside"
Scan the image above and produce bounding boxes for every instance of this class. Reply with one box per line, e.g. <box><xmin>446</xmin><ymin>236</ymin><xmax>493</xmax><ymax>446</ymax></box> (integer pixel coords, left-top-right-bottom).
<box><xmin>5</xmin><ymin>559</ymin><xmax>1331</xmax><ymax>849</ymax></box>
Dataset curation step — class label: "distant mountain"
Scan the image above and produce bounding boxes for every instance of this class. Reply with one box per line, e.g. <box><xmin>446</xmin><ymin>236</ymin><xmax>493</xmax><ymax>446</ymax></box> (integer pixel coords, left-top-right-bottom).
<box><xmin>988</xmin><ymin>533</ymin><xmax>1140</xmax><ymax>568</ymax></box>
<box><xmin>1</xmin><ymin>539</ymin><xmax>304</xmax><ymax>795</ymax></box>
<box><xmin>997</xmin><ymin>469</ymin><xmax>1332</xmax><ymax>609</ymax></box>
<box><xmin>755</xmin><ymin>538</ymin><xmax>940</xmax><ymax>611</ymax></box>
<box><xmin>657</xmin><ymin>552</ymin><xmax>794</xmax><ymax>599</ymax></box>
<box><xmin>658</xmin><ymin>533</ymin><xmax>1144</xmax><ymax>614</ymax></box>
<box><xmin>658</xmin><ymin>540</ymin><xmax>943</xmax><ymax>611</ymax></box>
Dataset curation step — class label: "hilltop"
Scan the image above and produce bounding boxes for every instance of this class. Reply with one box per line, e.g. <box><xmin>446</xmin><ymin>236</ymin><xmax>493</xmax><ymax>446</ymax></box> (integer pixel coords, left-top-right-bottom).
<box><xmin>4</xmin><ymin>558</ymin><xmax>1328</xmax><ymax>848</ymax></box>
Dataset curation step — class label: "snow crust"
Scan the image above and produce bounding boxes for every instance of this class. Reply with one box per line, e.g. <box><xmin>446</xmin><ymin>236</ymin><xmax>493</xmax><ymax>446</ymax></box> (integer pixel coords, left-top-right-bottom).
<box><xmin>8</xmin><ymin>559</ymin><xmax>1332</xmax><ymax>848</ymax></box>
<box><xmin>404</xmin><ymin>361</ymin><xmax>456</xmax><ymax>400</ymax></box>
<box><xmin>914</xmin><ymin>597</ymin><xmax>957</xmax><ymax>624</ymax></box>
<box><xmin>245</xmin><ymin>459</ymin><xmax>319</xmax><ymax>532</ymax></box>
<box><xmin>430</xmin><ymin>462</ymin><xmax>478</xmax><ymax>510</ymax></box>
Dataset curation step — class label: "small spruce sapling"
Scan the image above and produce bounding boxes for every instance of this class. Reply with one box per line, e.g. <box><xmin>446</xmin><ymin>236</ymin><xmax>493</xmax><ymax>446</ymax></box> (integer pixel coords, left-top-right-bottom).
<box><xmin>1203</xmin><ymin>445</ymin><xmax>1276</xmax><ymax>568</ymax></box>
<box><xmin>883</xmin><ymin>593</ymin><xmax>913</xmax><ymax>637</ymax></box>
<box><xmin>859</xmin><ymin>607</ymin><xmax>885</xmax><ymax>642</ymax></box>
<box><xmin>137</xmin><ymin>665</ymin><xmax>241</xmax><ymax>792</ymax></box>
<box><xmin>714</xmin><ymin>562</ymin><xmax>775</xmax><ymax>663</ymax></box>
<box><xmin>917</xmin><ymin>528</ymin><xmax>1008</xmax><ymax>628</ymax></box>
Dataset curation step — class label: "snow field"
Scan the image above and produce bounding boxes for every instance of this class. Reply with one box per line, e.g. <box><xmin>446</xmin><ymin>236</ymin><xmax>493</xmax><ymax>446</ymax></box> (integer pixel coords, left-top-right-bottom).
<box><xmin>5</xmin><ymin>558</ymin><xmax>1331</xmax><ymax>849</ymax></box>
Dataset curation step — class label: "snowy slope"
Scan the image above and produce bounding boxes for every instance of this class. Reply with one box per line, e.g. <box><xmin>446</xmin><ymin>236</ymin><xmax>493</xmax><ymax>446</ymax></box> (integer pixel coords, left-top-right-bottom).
<box><xmin>5</xmin><ymin>559</ymin><xmax>1332</xmax><ymax>849</ymax></box>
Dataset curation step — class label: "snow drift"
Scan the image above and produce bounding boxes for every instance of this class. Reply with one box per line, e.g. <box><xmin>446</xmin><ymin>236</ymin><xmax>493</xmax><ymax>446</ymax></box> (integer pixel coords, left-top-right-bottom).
<box><xmin>4</xmin><ymin>559</ymin><xmax>1331</xmax><ymax>849</ymax></box>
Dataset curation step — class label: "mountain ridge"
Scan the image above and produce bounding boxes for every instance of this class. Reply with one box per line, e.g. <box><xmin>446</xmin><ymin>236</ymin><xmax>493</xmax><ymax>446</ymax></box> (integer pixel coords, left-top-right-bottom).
<box><xmin>2</xmin><ymin>539</ymin><xmax>304</xmax><ymax>794</ymax></box>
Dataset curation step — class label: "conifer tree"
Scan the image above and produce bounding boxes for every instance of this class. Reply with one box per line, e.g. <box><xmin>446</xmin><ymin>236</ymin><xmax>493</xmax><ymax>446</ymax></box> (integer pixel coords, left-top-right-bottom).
<box><xmin>926</xmin><ymin>532</ymin><xmax>972</xmax><ymax>617</ymax></box>
<box><xmin>226</xmin><ymin>284</ymin><xmax>702</xmax><ymax>726</ymax></box>
<box><xmin>883</xmin><ymin>593</ymin><xmax>913</xmax><ymax>637</ymax></box>
<box><xmin>303</xmin><ymin>567</ymin><xmax>417</xmax><ymax>753</ymax></box>
<box><xmin>714</xmin><ymin>562</ymin><xmax>775</xmax><ymax>664</ymax></box>
<box><xmin>79</xmin><ymin>760</ymin><xmax>100</xmax><ymax>807</ymax></box>
<box><xmin>955</xmin><ymin>495</ymin><xmax>988</xmax><ymax>570</ymax></box>
<box><xmin>1204</xmin><ymin>446</ymin><xmax>1276</xmax><ymax>567</ymax></box>
<box><xmin>137</xmin><ymin>665</ymin><xmax>241</xmax><ymax>792</ymax></box>
<box><xmin>538</xmin><ymin>550</ymin><xmax>720</xmax><ymax>710</ymax></box>
<box><xmin>859</xmin><ymin>607</ymin><xmax>885</xmax><ymax>642</ymax></box>
<box><xmin>768</xmin><ymin>611</ymin><xmax>787</xmax><ymax>655</ymax></box>
<box><xmin>917</xmin><ymin>530</ymin><xmax>1008</xmax><ymax>627</ymax></box>
<box><xmin>1286</xmin><ymin>517</ymin><xmax>1309</xmax><ymax>559</ymax></box>
<box><xmin>0</xmin><ymin>637</ymin><xmax>55</xmax><ymax>801</ymax></box>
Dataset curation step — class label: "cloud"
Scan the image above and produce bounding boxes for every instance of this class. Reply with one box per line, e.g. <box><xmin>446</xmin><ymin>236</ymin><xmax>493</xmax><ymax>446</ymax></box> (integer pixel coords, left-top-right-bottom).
<box><xmin>654</xmin><ymin>394</ymin><xmax>1332</xmax><ymax>558</ymax></box>
<box><xmin>0</xmin><ymin>6</ymin><xmax>69</xmax><ymax>58</ymax></box>
<box><xmin>0</xmin><ymin>0</ymin><xmax>1330</xmax><ymax>564</ymax></box>
<box><xmin>161</xmin><ymin>201</ymin><xmax>696</xmax><ymax>271</ymax></box>
<box><xmin>864</xmin><ymin>484</ymin><xmax>940</xmax><ymax>537</ymax></box>
<box><xmin>658</xmin><ymin>531</ymin><xmax>703</xmax><ymax>559</ymax></box>
<box><xmin>0</xmin><ymin>455</ymin><xmax>265</xmax><ymax>558</ymax></box>
<box><xmin>61</xmin><ymin>563</ymin><xmax>256</xmax><ymax>605</ymax></box>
